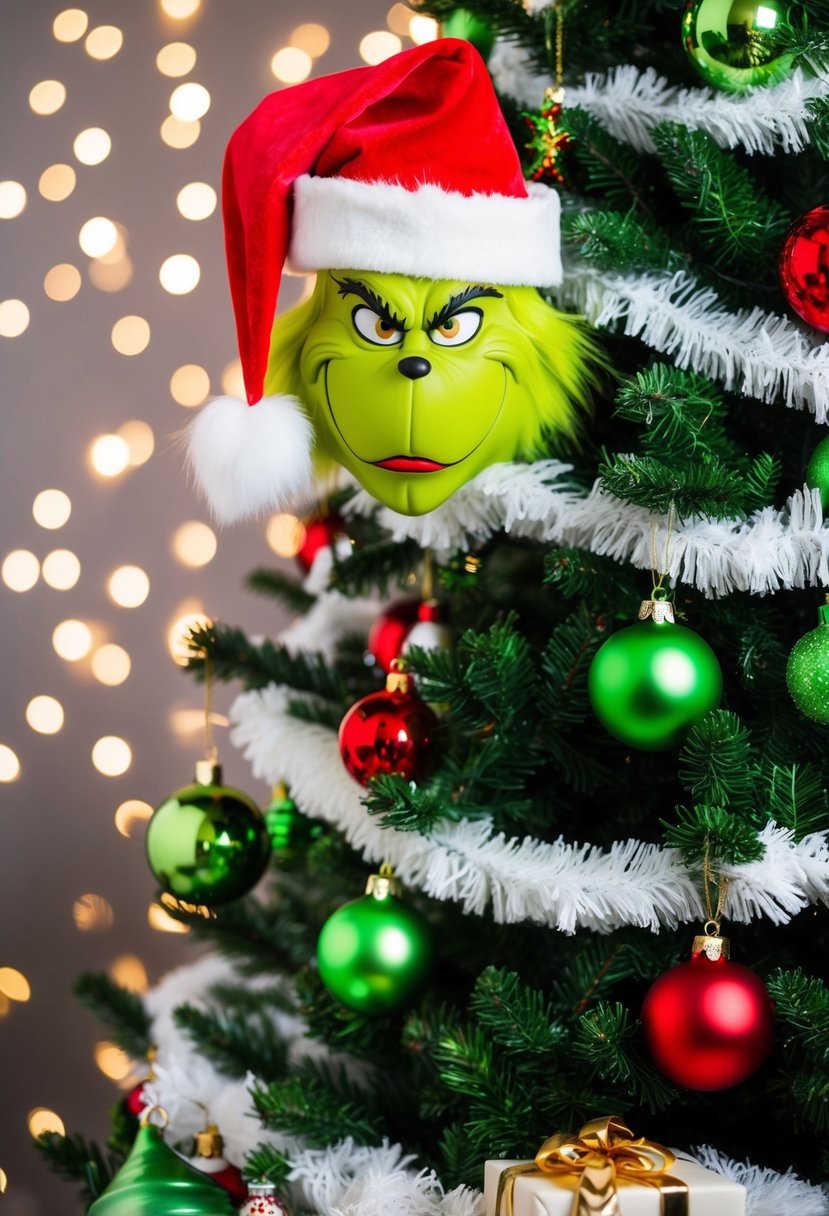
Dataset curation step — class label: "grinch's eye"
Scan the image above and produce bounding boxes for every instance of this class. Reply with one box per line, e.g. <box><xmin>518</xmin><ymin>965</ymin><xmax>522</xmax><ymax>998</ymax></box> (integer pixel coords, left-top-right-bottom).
<box><xmin>429</xmin><ymin>309</ymin><xmax>482</xmax><ymax>347</ymax></box>
<box><xmin>352</xmin><ymin>306</ymin><xmax>403</xmax><ymax>346</ymax></box>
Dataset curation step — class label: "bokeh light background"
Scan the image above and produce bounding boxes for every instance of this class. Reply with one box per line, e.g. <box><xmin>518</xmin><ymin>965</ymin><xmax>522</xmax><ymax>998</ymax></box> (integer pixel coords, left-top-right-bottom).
<box><xmin>0</xmin><ymin>1</ymin><xmax>439</xmax><ymax>1207</ymax></box>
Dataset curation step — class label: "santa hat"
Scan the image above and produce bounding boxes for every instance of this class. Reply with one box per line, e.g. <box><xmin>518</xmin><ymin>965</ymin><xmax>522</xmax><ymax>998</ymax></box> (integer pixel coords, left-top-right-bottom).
<box><xmin>188</xmin><ymin>38</ymin><xmax>562</xmax><ymax>523</ymax></box>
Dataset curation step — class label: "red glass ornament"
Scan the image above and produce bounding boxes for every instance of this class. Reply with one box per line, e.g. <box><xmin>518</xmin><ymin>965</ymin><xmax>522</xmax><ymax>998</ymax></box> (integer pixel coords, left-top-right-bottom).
<box><xmin>367</xmin><ymin>599</ymin><xmax>420</xmax><ymax>672</ymax></box>
<box><xmin>779</xmin><ymin>204</ymin><xmax>829</xmax><ymax>333</ymax></box>
<box><xmin>296</xmin><ymin>514</ymin><xmax>348</xmax><ymax>572</ymax></box>
<box><xmin>339</xmin><ymin>669</ymin><xmax>437</xmax><ymax>786</ymax></box>
<box><xmin>124</xmin><ymin>1080</ymin><xmax>148</xmax><ymax>1118</ymax></box>
<box><xmin>403</xmin><ymin>600</ymin><xmax>453</xmax><ymax>656</ymax></box>
<box><xmin>190</xmin><ymin>1158</ymin><xmax>249</xmax><ymax>1204</ymax></box>
<box><xmin>642</xmin><ymin>935</ymin><xmax>775</xmax><ymax>1091</ymax></box>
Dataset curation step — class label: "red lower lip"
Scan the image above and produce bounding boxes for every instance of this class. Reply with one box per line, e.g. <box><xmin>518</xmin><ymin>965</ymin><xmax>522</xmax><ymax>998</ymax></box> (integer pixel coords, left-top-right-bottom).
<box><xmin>374</xmin><ymin>457</ymin><xmax>447</xmax><ymax>473</ymax></box>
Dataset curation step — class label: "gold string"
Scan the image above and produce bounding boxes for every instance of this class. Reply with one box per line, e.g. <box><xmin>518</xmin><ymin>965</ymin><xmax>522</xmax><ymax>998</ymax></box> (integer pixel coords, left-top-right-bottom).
<box><xmin>555</xmin><ymin>3</ymin><xmax>564</xmax><ymax>92</ymax></box>
<box><xmin>702</xmin><ymin>835</ymin><xmax>729</xmax><ymax>934</ymax></box>
<box><xmin>203</xmin><ymin>651</ymin><xmax>217</xmax><ymax>763</ymax></box>
<box><xmin>649</xmin><ymin>504</ymin><xmax>676</xmax><ymax>597</ymax></box>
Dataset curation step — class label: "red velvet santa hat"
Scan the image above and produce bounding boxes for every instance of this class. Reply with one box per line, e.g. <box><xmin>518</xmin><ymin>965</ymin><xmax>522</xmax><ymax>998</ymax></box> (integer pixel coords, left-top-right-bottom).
<box><xmin>187</xmin><ymin>38</ymin><xmax>562</xmax><ymax>523</ymax></box>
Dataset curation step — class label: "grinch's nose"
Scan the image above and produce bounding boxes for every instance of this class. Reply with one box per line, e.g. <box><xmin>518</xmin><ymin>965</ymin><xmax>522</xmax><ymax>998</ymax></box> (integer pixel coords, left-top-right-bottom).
<box><xmin>397</xmin><ymin>356</ymin><xmax>431</xmax><ymax>380</ymax></box>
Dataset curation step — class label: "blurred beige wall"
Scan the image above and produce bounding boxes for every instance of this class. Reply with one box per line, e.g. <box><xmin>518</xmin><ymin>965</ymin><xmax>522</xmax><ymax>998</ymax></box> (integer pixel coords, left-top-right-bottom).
<box><xmin>0</xmin><ymin>0</ymin><xmax>412</xmax><ymax>1207</ymax></box>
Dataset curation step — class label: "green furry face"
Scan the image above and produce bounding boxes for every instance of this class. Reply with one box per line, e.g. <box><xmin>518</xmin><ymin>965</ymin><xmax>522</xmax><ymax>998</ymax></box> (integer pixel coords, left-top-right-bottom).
<box><xmin>266</xmin><ymin>270</ymin><xmax>595</xmax><ymax>516</ymax></box>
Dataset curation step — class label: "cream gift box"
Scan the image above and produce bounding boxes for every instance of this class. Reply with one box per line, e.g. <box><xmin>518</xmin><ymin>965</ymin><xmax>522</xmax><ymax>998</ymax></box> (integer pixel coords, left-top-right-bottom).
<box><xmin>484</xmin><ymin>1155</ymin><xmax>746</xmax><ymax>1216</ymax></box>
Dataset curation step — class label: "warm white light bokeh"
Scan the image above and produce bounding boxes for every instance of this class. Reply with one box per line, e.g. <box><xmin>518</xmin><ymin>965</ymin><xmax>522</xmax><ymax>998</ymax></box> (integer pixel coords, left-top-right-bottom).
<box><xmin>73</xmin><ymin>127</ymin><xmax>112</xmax><ymax>166</ymax></box>
<box><xmin>148</xmin><ymin>902</ymin><xmax>191</xmax><ymax>933</ymax></box>
<box><xmin>73</xmin><ymin>893</ymin><xmax>115</xmax><ymax>930</ymax></box>
<box><xmin>94</xmin><ymin>1042</ymin><xmax>131</xmax><ymax>1080</ymax></box>
<box><xmin>170</xmin><ymin>363</ymin><xmax>210</xmax><ymax>406</ymax></box>
<box><xmin>267</xmin><ymin>513</ymin><xmax>306</xmax><ymax>558</ymax></box>
<box><xmin>114</xmin><ymin>799</ymin><xmax>153</xmax><ymax>838</ymax></box>
<box><xmin>271</xmin><ymin>47</ymin><xmax>313</xmax><ymax>83</ymax></box>
<box><xmin>156</xmin><ymin>41</ymin><xmax>197</xmax><ymax>76</ymax></box>
<box><xmin>172</xmin><ymin>521</ymin><xmax>217</xmax><ymax>567</ymax></box>
<box><xmin>41</xmin><ymin>550</ymin><xmax>81</xmax><ymax>591</ymax></box>
<box><xmin>29</xmin><ymin>80</ymin><xmax>67</xmax><ymax>115</ymax></box>
<box><xmin>160</xmin><ymin>115</ymin><xmax>201</xmax><ymax>148</ymax></box>
<box><xmin>91</xmin><ymin>736</ymin><xmax>132</xmax><ymax>777</ymax></box>
<box><xmin>32</xmin><ymin>488</ymin><xmax>72</xmax><ymax>529</ymax></box>
<box><xmin>0</xmin><ymin>969</ymin><xmax>31</xmax><ymax>1002</ymax></box>
<box><xmin>107</xmin><ymin>565</ymin><xmax>150</xmax><ymax>608</ymax></box>
<box><xmin>118</xmin><ymin>420</ymin><xmax>155</xmax><ymax>466</ymax></box>
<box><xmin>2</xmin><ymin>550</ymin><xmax>40</xmax><ymax>592</ymax></box>
<box><xmin>221</xmin><ymin>358</ymin><xmax>245</xmax><ymax>398</ymax></box>
<box><xmin>0</xmin><ymin>300</ymin><xmax>30</xmax><ymax>338</ymax></box>
<box><xmin>167</xmin><ymin>606</ymin><xmax>211</xmax><ymax>665</ymax></box>
<box><xmin>111</xmin><ymin>315</ymin><xmax>151</xmax><ymax>356</ymax></box>
<box><xmin>52</xmin><ymin>619</ymin><xmax>93</xmax><ymax>661</ymax></box>
<box><xmin>161</xmin><ymin>0</ymin><xmax>201</xmax><ymax>18</ymax></box>
<box><xmin>53</xmin><ymin>8</ymin><xmax>89</xmax><ymax>42</ymax></box>
<box><xmin>27</xmin><ymin>1110</ymin><xmax>64</xmax><ymax>1138</ymax></box>
<box><xmin>79</xmin><ymin>216</ymin><xmax>118</xmax><ymax>257</ymax></box>
<box><xmin>159</xmin><ymin>253</ymin><xmax>201</xmax><ymax>294</ymax></box>
<box><xmin>0</xmin><ymin>746</ymin><xmax>22</xmax><ymax>783</ymax></box>
<box><xmin>386</xmin><ymin>3</ymin><xmax>413</xmax><ymax>34</ymax></box>
<box><xmin>169</xmin><ymin>82</ymin><xmax>210</xmax><ymax>120</ymax></box>
<box><xmin>0</xmin><ymin>181</ymin><xmax>27</xmax><ymax>219</ymax></box>
<box><xmin>39</xmin><ymin>163</ymin><xmax>76</xmax><ymax>202</ymax></box>
<box><xmin>109</xmin><ymin>955</ymin><xmax>149</xmax><ymax>993</ymax></box>
<box><xmin>25</xmin><ymin>696</ymin><xmax>64</xmax><ymax>735</ymax></box>
<box><xmin>291</xmin><ymin>22</ymin><xmax>331</xmax><ymax>56</ymax></box>
<box><xmin>176</xmin><ymin>182</ymin><xmax>217</xmax><ymax>220</ymax></box>
<box><xmin>44</xmin><ymin>263</ymin><xmax>82</xmax><ymax>302</ymax></box>
<box><xmin>408</xmin><ymin>14</ymin><xmax>439</xmax><ymax>43</ymax></box>
<box><xmin>360</xmin><ymin>29</ymin><xmax>402</xmax><ymax>62</ymax></box>
<box><xmin>89</xmin><ymin>433</ymin><xmax>131</xmax><ymax>477</ymax></box>
<box><xmin>91</xmin><ymin>643</ymin><xmax>131</xmax><ymax>686</ymax></box>
<box><xmin>85</xmin><ymin>25</ymin><xmax>123</xmax><ymax>60</ymax></box>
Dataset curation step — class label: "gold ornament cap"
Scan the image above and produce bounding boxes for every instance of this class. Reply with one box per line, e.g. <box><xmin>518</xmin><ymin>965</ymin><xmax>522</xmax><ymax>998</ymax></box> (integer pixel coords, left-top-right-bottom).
<box><xmin>195</xmin><ymin>1123</ymin><xmax>224</xmax><ymax>1159</ymax></box>
<box><xmin>692</xmin><ymin>927</ymin><xmax>730</xmax><ymax>961</ymax></box>
<box><xmin>638</xmin><ymin>596</ymin><xmax>675</xmax><ymax>624</ymax></box>
<box><xmin>366</xmin><ymin>863</ymin><xmax>402</xmax><ymax>899</ymax></box>
<box><xmin>194</xmin><ymin>759</ymin><xmax>222</xmax><ymax>786</ymax></box>
<box><xmin>386</xmin><ymin>658</ymin><xmax>412</xmax><ymax>695</ymax></box>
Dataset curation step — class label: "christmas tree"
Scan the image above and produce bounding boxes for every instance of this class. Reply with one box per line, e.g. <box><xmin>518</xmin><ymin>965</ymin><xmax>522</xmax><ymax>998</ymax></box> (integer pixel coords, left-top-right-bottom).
<box><xmin>38</xmin><ymin>3</ymin><xmax>829</xmax><ymax>1214</ymax></box>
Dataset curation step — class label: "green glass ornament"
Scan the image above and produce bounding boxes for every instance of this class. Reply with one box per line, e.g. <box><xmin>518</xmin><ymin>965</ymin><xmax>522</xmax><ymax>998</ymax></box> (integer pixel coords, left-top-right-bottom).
<box><xmin>442</xmin><ymin>9</ymin><xmax>495</xmax><ymax>61</ymax></box>
<box><xmin>88</xmin><ymin>1122</ymin><xmax>235</xmax><ymax>1216</ymax></box>
<box><xmin>786</xmin><ymin>602</ymin><xmax>829</xmax><ymax>723</ymax></box>
<box><xmin>317</xmin><ymin>868</ymin><xmax>433</xmax><ymax>1015</ymax></box>
<box><xmin>146</xmin><ymin>760</ymin><xmax>271</xmax><ymax>906</ymax></box>
<box><xmin>806</xmin><ymin>435</ymin><xmax>829</xmax><ymax>512</ymax></box>
<box><xmin>681</xmin><ymin>0</ymin><xmax>796</xmax><ymax>92</ymax></box>
<box><xmin>265</xmin><ymin>782</ymin><xmax>322</xmax><ymax>860</ymax></box>
<box><xmin>588</xmin><ymin>596</ymin><xmax>723</xmax><ymax>750</ymax></box>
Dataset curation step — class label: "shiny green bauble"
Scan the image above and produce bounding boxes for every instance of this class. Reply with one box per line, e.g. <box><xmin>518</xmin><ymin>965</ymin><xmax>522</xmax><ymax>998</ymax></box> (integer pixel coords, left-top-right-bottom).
<box><xmin>588</xmin><ymin>619</ymin><xmax>723</xmax><ymax>750</ymax></box>
<box><xmin>806</xmin><ymin>435</ymin><xmax>829</xmax><ymax>512</ymax></box>
<box><xmin>265</xmin><ymin>786</ymin><xmax>322</xmax><ymax>862</ymax></box>
<box><xmin>317</xmin><ymin>880</ymin><xmax>433</xmax><ymax>1016</ymax></box>
<box><xmin>681</xmin><ymin>0</ymin><xmax>796</xmax><ymax>92</ymax></box>
<box><xmin>89</xmin><ymin>1124</ymin><xmax>235</xmax><ymax>1216</ymax></box>
<box><xmin>786</xmin><ymin>605</ymin><xmax>829</xmax><ymax>723</ymax></box>
<box><xmin>146</xmin><ymin>763</ymin><xmax>271</xmax><ymax>906</ymax></box>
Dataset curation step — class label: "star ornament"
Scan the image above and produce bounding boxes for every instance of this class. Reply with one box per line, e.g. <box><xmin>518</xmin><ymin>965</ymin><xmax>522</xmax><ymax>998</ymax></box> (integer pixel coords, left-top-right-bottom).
<box><xmin>523</xmin><ymin>86</ymin><xmax>570</xmax><ymax>186</ymax></box>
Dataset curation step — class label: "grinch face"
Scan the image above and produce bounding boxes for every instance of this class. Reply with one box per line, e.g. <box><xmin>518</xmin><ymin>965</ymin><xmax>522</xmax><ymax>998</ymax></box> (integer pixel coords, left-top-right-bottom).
<box><xmin>297</xmin><ymin>271</ymin><xmax>539</xmax><ymax>515</ymax></box>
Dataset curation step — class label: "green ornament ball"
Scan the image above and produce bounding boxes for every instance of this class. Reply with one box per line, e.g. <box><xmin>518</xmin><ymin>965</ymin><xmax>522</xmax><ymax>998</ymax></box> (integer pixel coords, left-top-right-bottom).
<box><xmin>317</xmin><ymin>875</ymin><xmax>433</xmax><ymax>1015</ymax></box>
<box><xmin>89</xmin><ymin>1124</ymin><xmax>235</xmax><ymax>1216</ymax></box>
<box><xmin>588</xmin><ymin>618</ymin><xmax>723</xmax><ymax>750</ymax></box>
<box><xmin>265</xmin><ymin>785</ymin><xmax>322</xmax><ymax>861</ymax></box>
<box><xmin>441</xmin><ymin>9</ymin><xmax>495</xmax><ymax>61</ymax></box>
<box><xmin>786</xmin><ymin>605</ymin><xmax>829</xmax><ymax>723</ymax></box>
<box><xmin>806</xmin><ymin>435</ymin><xmax>829</xmax><ymax>512</ymax></box>
<box><xmin>146</xmin><ymin>762</ymin><xmax>271</xmax><ymax>906</ymax></box>
<box><xmin>681</xmin><ymin>0</ymin><xmax>796</xmax><ymax>92</ymax></box>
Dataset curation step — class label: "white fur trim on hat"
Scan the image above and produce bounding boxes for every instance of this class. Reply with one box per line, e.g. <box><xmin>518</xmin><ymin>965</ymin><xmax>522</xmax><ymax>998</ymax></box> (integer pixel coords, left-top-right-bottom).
<box><xmin>186</xmin><ymin>394</ymin><xmax>314</xmax><ymax>525</ymax></box>
<box><xmin>288</xmin><ymin>175</ymin><xmax>562</xmax><ymax>287</ymax></box>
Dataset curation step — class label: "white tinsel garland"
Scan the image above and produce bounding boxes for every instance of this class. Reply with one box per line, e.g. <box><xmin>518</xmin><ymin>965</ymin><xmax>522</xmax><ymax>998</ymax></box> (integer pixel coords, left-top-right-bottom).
<box><xmin>488</xmin><ymin>44</ymin><xmax>824</xmax><ymax>158</ymax></box>
<box><xmin>141</xmin><ymin>958</ymin><xmax>829</xmax><ymax>1215</ymax></box>
<box><xmin>345</xmin><ymin>463</ymin><xmax>829</xmax><ymax>599</ymax></box>
<box><xmin>229</xmin><ymin>684</ymin><xmax>829</xmax><ymax>934</ymax></box>
<box><xmin>556</xmin><ymin>267</ymin><xmax>829</xmax><ymax>417</ymax></box>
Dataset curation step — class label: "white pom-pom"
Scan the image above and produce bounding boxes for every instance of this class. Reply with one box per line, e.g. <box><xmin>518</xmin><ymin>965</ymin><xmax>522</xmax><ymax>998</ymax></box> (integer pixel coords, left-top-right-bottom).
<box><xmin>186</xmin><ymin>394</ymin><xmax>314</xmax><ymax>525</ymax></box>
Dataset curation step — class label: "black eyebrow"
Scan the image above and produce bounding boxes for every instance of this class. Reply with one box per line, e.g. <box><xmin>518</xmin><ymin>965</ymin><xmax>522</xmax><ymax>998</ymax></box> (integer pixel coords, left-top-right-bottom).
<box><xmin>332</xmin><ymin>276</ymin><xmax>407</xmax><ymax>332</ymax></box>
<box><xmin>426</xmin><ymin>285</ymin><xmax>504</xmax><ymax>332</ymax></box>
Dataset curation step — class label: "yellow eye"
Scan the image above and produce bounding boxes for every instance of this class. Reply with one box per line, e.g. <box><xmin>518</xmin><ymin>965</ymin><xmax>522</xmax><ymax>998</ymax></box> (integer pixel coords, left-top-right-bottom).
<box><xmin>352</xmin><ymin>305</ymin><xmax>403</xmax><ymax>346</ymax></box>
<box><xmin>429</xmin><ymin>309</ymin><xmax>482</xmax><ymax>347</ymax></box>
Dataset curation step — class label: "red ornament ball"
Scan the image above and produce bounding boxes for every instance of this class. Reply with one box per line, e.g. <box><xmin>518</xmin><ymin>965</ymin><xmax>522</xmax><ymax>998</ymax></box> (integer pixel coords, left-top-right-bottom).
<box><xmin>339</xmin><ymin>675</ymin><xmax>437</xmax><ymax>786</ymax></box>
<box><xmin>642</xmin><ymin>949</ymin><xmax>775</xmax><ymax>1090</ymax></box>
<box><xmin>779</xmin><ymin>204</ymin><xmax>829</xmax><ymax>333</ymax></box>
<box><xmin>367</xmin><ymin>599</ymin><xmax>420</xmax><ymax>672</ymax></box>
<box><xmin>124</xmin><ymin>1079</ymin><xmax>148</xmax><ymax>1118</ymax></box>
<box><xmin>296</xmin><ymin>514</ymin><xmax>348</xmax><ymax>572</ymax></box>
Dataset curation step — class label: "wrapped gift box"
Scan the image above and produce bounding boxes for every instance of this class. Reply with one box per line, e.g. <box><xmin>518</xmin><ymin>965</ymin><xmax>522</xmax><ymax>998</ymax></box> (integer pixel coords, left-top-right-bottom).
<box><xmin>484</xmin><ymin>1155</ymin><xmax>746</xmax><ymax>1216</ymax></box>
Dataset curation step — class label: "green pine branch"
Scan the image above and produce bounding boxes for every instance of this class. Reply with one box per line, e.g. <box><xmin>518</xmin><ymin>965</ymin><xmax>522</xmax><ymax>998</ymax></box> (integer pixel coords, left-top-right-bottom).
<box><xmin>242</xmin><ymin>1144</ymin><xmax>292</xmax><ymax>1185</ymax></box>
<box><xmin>653</xmin><ymin>123</ymin><xmax>791</xmax><ymax>275</ymax></box>
<box><xmin>295</xmin><ymin>966</ymin><xmax>405</xmax><ymax>1062</ymax></box>
<box><xmin>177</xmin><ymin>890</ymin><xmax>320</xmax><ymax>976</ymax></box>
<box><xmin>573</xmin><ymin>1001</ymin><xmax>678</xmax><ymax>1113</ymax></box>
<box><xmin>186</xmin><ymin>622</ymin><xmax>349</xmax><ymax>702</ymax></box>
<box><xmin>246</xmin><ymin>567</ymin><xmax>316</xmax><ymax>614</ymax></box>
<box><xmin>471</xmin><ymin>967</ymin><xmax>564</xmax><ymax>1056</ymax></box>
<box><xmin>330</xmin><ymin>537</ymin><xmax>423</xmax><ymax>597</ymax></box>
<box><xmin>662</xmin><ymin>803</ymin><xmax>766</xmax><ymax>866</ymax></box>
<box><xmin>544</xmin><ymin>548</ymin><xmax>641</xmax><ymax>604</ymax></box>
<box><xmin>677</xmin><ymin>711</ymin><xmax>758</xmax><ymax>812</ymax></box>
<box><xmin>598</xmin><ymin>451</ymin><xmax>749</xmax><ymax>519</ymax></box>
<box><xmin>564</xmin><ymin>108</ymin><xmax>656</xmax><ymax>216</ymax></box>
<box><xmin>73</xmin><ymin>973</ymin><xmax>152</xmax><ymax>1058</ymax></box>
<box><xmin>251</xmin><ymin>1060</ymin><xmax>386</xmax><ymax>1147</ymax></box>
<box><xmin>761</xmin><ymin>761</ymin><xmax>829</xmax><ymax>840</ymax></box>
<box><xmin>562</xmin><ymin>210</ymin><xmax>684</xmax><ymax>274</ymax></box>
<box><xmin>173</xmin><ymin>1001</ymin><xmax>289</xmax><ymax>1083</ymax></box>
<box><xmin>33</xmin><ymin>1132</ymin><xmax>118</xmax><ymax>1204</ymax></box>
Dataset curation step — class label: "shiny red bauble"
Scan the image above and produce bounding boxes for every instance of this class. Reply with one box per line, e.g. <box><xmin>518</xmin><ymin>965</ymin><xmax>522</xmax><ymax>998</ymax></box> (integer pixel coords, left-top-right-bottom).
<box><xmin>779</xmin><ymin>204</ymin><xmax>829</xmax><ymax>333</ymax></box>
<box><xmin>296</xmin><ymin>514</ymin><xmax>348</xmax><ymax>572</ymax></box>
<box><xmin>367</xmin><ymin>599</ymin><xmax>421</xmax><ymax>672</ymax></box>
<box><xmin>124</xmin><ymin>1079</ymin><xmax>148</xmax><ymax>1118</ymax></box>
<box><xmin>339</xmin><ymin>674</ymin><xmax>437</xmax><ymax>786</ymax></box>
<box><xmin>642</xmin><ymin>949</ymin><xmax>775</xmax><ymax>1090</ymax></box>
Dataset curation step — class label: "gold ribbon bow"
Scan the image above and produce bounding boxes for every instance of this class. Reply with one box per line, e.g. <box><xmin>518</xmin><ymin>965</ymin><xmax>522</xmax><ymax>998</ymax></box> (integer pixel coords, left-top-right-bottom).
<box><xmin>495</xmin><ymin>1116</ymin><xmax>688</xmax><ymax>1216</ymax></box>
